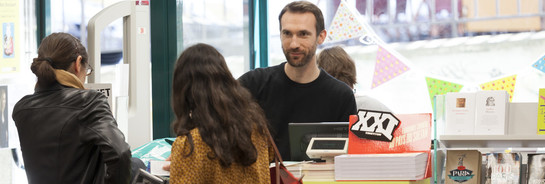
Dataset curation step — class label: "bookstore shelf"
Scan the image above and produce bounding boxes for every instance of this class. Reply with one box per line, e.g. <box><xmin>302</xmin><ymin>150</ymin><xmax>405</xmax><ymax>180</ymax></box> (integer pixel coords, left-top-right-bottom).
<box><xmin>432</xmin><ymin>101</ymin><xmax>540</xmax><ymax>184</ymax></box>
<box><xmin>439</xmin><ymin>134</ymin><xmax>545</xmax><ymax>148</ymax></box>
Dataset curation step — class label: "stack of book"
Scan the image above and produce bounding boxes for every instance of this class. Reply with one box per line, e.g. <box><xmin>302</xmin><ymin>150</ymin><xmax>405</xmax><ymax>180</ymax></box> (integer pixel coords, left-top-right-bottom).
<box><xmin>285</xmin><ymin>162</ymin><xmax>335</xmax><ymax>181</ymax></box>
<box><xmin>334</xmin><ymin>152</ymin><xmax>428</xmax><ymax>181</ymax></box>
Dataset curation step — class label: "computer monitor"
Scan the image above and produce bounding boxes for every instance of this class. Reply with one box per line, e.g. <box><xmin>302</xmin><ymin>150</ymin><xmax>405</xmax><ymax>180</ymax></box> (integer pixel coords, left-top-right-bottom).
<box><xmin>288</xmin><ymin>122</ymin><xmax>349</xmax><ymax>161</ymax></box>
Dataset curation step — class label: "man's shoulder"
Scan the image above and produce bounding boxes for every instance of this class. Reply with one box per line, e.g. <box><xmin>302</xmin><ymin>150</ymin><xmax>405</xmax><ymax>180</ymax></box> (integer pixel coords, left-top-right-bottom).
<box><xmin>238</xmin><ymin>63</ymin><xmax>284</xmax><ymax>84</ymax></box>
<box><xmin>242</xmin><ymin>63</ymin><xmax>283</xmax><ymax>77</ymax></box>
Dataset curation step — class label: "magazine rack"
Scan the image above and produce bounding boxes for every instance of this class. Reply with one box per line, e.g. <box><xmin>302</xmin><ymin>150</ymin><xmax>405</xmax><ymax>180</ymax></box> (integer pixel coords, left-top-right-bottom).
<box><xmin>433</xmin><ymin>100</ymin><xmax>543</xmax><ymax>184</ymax></box>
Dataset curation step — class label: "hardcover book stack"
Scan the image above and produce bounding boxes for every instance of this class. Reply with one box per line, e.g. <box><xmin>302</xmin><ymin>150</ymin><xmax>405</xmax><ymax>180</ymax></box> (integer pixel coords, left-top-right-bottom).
<box><xmin>336</xmin><ymin>112</ymin><xmax>432</xmax><ymax>181</ymax></box>
<box><xmin>285</xmin><ymin>162</ymin><xmax>335</xmax><ymax>181</ymax></box>
<box><xmin>334</xmin><ymin>152</ymin><xmax>428</xmax><ymax>180</ymax></box>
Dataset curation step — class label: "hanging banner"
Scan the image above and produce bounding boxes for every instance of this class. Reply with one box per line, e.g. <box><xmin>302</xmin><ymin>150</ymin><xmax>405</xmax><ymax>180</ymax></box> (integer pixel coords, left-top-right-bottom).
<box><xmin>532</xmin><ymin>54</ymin><xmax>545</xmax><ymax>74</ymax></box>
<box><xmin>325</xmin><ymin>0</ymin><xmax>369</xmax><ymax>43</ymax></box>
<box><xmin>0</xmin><ymin>0</ymin><xmax>20</xmax><ymax>73</ymax></box>
<box><xmin>479</xmin><ymin>75</ymin><xmax>517</xmax><ymax>102</ymax></box>
<box><xmin>371</xmin><ymin>45</ymin><xmax>410</xmax><ymax>89</ymax></box>
<box><xmin>425</xmin><ymin>77</ymin><xmax>463</xmax><ymax>110</ymax></box>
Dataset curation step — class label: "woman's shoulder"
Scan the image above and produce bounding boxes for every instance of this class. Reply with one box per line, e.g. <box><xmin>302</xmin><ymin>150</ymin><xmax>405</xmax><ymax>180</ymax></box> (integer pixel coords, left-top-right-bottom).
<box><xmin>173</xmin><ymin>128</ymin><xmax>203</xmax><ymax>146</ymax></box>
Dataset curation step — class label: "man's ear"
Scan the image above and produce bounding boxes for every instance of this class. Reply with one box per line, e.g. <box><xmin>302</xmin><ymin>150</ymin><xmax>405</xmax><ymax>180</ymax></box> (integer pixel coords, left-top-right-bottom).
<box><xmin>317</xmin><ymin>29</ymin><xmax>327</xmax><ymax>44</ymax></box>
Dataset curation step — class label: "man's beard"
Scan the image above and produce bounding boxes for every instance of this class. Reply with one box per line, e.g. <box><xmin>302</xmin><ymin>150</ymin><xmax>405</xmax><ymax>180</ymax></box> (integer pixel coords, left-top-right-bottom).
<box><xmin>283</xmin><ymin>44</ymin><xmax>316</xmax><ymax>67</ymax></box>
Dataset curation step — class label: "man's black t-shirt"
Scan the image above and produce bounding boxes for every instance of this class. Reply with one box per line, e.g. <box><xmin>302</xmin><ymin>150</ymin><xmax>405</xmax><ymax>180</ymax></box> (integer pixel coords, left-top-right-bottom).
<box><xmin>239</xmin><ymin>62</ymin><xmax>357</xmax><ymax>160</ymax></box>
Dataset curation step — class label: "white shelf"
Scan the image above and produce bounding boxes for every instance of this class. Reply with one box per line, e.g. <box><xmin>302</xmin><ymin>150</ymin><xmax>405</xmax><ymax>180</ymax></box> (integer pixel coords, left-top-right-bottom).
<box><xmin>439</xmin><ymin>135</ymin><xmax>545</xmax><ymax>148</ymax></box>
<box><xmin>436</xmin><ymin>102</ymin><xmax>541</xmax><ymax>148</ymax></box>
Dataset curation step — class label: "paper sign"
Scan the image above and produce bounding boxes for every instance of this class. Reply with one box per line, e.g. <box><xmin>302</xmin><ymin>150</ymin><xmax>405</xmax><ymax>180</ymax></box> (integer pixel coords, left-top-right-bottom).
<box><xmin>479</xmin><ymin>75</ymin><xmax>517</xmax><ymax>102</ymax></box>
<box><xmin>349</xmin><ymin>110</ymin><xmax>400</xmax><ymax>142</ymax></box>
<box><xmin>325</xmin><ymin>0</ymin><xmax>368</xmax><ymax>43</ymax></box>
<box><xmin>0</xmin><ymin>0</ymin><xmax>21</xmax><ymax>73</ymax></box>
<box><xmin>348</xmin><ymin>112</ymin><xmax>431</xmax><ymax>154</ymax></box>
<box><xmin>538</xmin><ymin>89</ymin><xmax>545</xmax><ymax>134</ymax></box>
<box><xmin>425</xmin><ymin>77</ymin><xmax>463</xmax><ymax>110</ymax></box>
<box><xmin>347</xmin><ymin>112</ymin><xmax>432</xmax><ymax>179</ymax></box>
<box><xmin>371</xmin><ymin>46</ymin><xmax>410</xmax><ymax>89</ymax></box>
<box><xmin>532</xmin><ymin>55</ymin><xmax>545</xmax><ymax>74</ymax></box>
<box><xmin>84</xmin><ymin>83</ymin><xmax>113</xmax><ymax>108</ymax></box>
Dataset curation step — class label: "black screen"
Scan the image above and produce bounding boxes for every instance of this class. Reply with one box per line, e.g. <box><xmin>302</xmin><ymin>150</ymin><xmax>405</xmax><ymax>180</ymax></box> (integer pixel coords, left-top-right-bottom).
<box><xmin>311</xmin><ymin>140</ymin><xmax>346</xmax><ymax>150</ymax></box>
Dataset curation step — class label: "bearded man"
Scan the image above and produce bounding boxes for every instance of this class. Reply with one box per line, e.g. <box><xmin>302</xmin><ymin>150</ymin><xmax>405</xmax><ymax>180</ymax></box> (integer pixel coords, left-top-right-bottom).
<box><xmin>238</xmin><ymin>1</ymin><xmax>357</xmax><ymax>161</ymax></box>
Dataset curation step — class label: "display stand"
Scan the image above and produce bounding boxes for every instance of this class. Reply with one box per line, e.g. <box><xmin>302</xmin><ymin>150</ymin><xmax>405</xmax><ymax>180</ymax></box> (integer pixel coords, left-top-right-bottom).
<box><xmin>87</xmin><ymin>0</ymin><xmax>151</xmax><ymax>148</ymax></box>
<box><xmin>434</xmin><ymin>102</ymin><xmax>541</xmax><ymax>184</ymax></box>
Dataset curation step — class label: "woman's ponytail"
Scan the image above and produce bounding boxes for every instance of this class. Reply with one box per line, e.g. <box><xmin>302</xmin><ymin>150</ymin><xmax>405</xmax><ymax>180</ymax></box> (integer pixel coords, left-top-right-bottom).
<box><xmin>30</xmin><ymin>57</ymin><xmax>57</xmax><ymax>88</ymax></box>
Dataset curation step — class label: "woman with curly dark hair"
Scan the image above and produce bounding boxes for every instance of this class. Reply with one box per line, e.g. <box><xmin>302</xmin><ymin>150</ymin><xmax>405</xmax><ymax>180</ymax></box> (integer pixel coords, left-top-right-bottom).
<box><xmin>169</xmin><ymin>43</ymin><xmax>272</xmax><ymax>183</ymax></box>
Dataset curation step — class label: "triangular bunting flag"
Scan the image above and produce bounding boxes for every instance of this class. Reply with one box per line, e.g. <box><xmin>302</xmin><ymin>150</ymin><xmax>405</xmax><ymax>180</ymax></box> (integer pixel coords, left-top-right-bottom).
<box><xmin>425</xmin><ymin>77</ymin><xmax>463</xmax><ymax>110</ymax></box>
<box><xmin>532</xmin><ymin>55</ymin><xmax>545</xmax><ymax>74</ymax></box>
<box><xmin>371</xmin><ymin>46</ymin><xmax>410</xmax><ymax>89</ymax></box>
<box><xmin>479</xmin><ymin>75</ymin><xmax>517</xmax><ymax>102</ymax></box>
<box><xmin>325</xmin><ymin>0</ymin><xmax>368</xmax><ymax>43</ymax></box>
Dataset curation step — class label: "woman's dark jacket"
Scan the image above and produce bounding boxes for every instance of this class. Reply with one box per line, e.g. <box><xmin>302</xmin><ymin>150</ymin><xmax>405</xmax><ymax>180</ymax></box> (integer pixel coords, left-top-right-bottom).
<box><xmin>12</xmin><ymin>83</ymin><xmax>132</xmax><ymax>184</ymax></box>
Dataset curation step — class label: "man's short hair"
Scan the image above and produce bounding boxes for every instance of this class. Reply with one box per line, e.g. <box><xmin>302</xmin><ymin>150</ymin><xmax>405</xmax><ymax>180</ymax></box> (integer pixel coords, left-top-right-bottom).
<box><xmin>278</xmin><ymin>1</ymin><xmax>325</xmax><ymax>36</ymax></box>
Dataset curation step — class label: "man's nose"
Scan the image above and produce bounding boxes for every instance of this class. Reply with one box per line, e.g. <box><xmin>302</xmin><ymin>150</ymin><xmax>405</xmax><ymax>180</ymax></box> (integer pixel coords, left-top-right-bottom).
<box><xmin>289</xmin><ymin>36</ymin><xmax>300</xmax><ymax>49</ymax></box>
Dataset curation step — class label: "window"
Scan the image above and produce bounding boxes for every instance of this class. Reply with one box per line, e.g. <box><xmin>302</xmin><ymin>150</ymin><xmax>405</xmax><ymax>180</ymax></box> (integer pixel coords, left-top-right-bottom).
<box><xmin>267</xmin><ymin>0</ymin><xmax>545</xmax><ymax>113</ymax></box>
<box><xmin>180</xmin><ymin>0</ymin><xmax>249</xmax><ymax>78</ymax></box>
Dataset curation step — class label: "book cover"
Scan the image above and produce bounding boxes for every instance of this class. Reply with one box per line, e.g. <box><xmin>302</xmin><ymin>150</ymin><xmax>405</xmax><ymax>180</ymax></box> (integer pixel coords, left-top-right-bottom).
<box><xmin>445</xmin><ymin>92</ymin><xmax>476</xmax><ymax>135</ymax></box>
<box><xmin>538</xmin><ymin>89</ymin><xmax>545</xmax><ymax>134</ymax></box>
<box><xmin>484</xmin><ymin>153</ymin><xmax>521</xmax><ymax>184</ymax></box>
<box><xmin>445</xmin><ymin>150</ymin><xmax>482</xmax><ymax>184</ymax></box>
<box><xmin>527</xmin><ymin>154</ymin><xmax>545</xmax><ymax>184</ymax></box>
<box><xmin>0</xmin><ymin>85</ymin><xmax>7</xmax><ymax>148</ymax></box>
<box><xmin>348</xmin><ymin>112</ymin><xmax>431</xmax><ymax>154</ymax></box>
<box><xmin>474</xmin><ymin>90</ymin><xmax>509</xmax><ymax>135</ymax></box>
<box><xmin>347</xmin><ymin>111</ymin><xmax>432</xmax><ymax>179</ymax></box>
